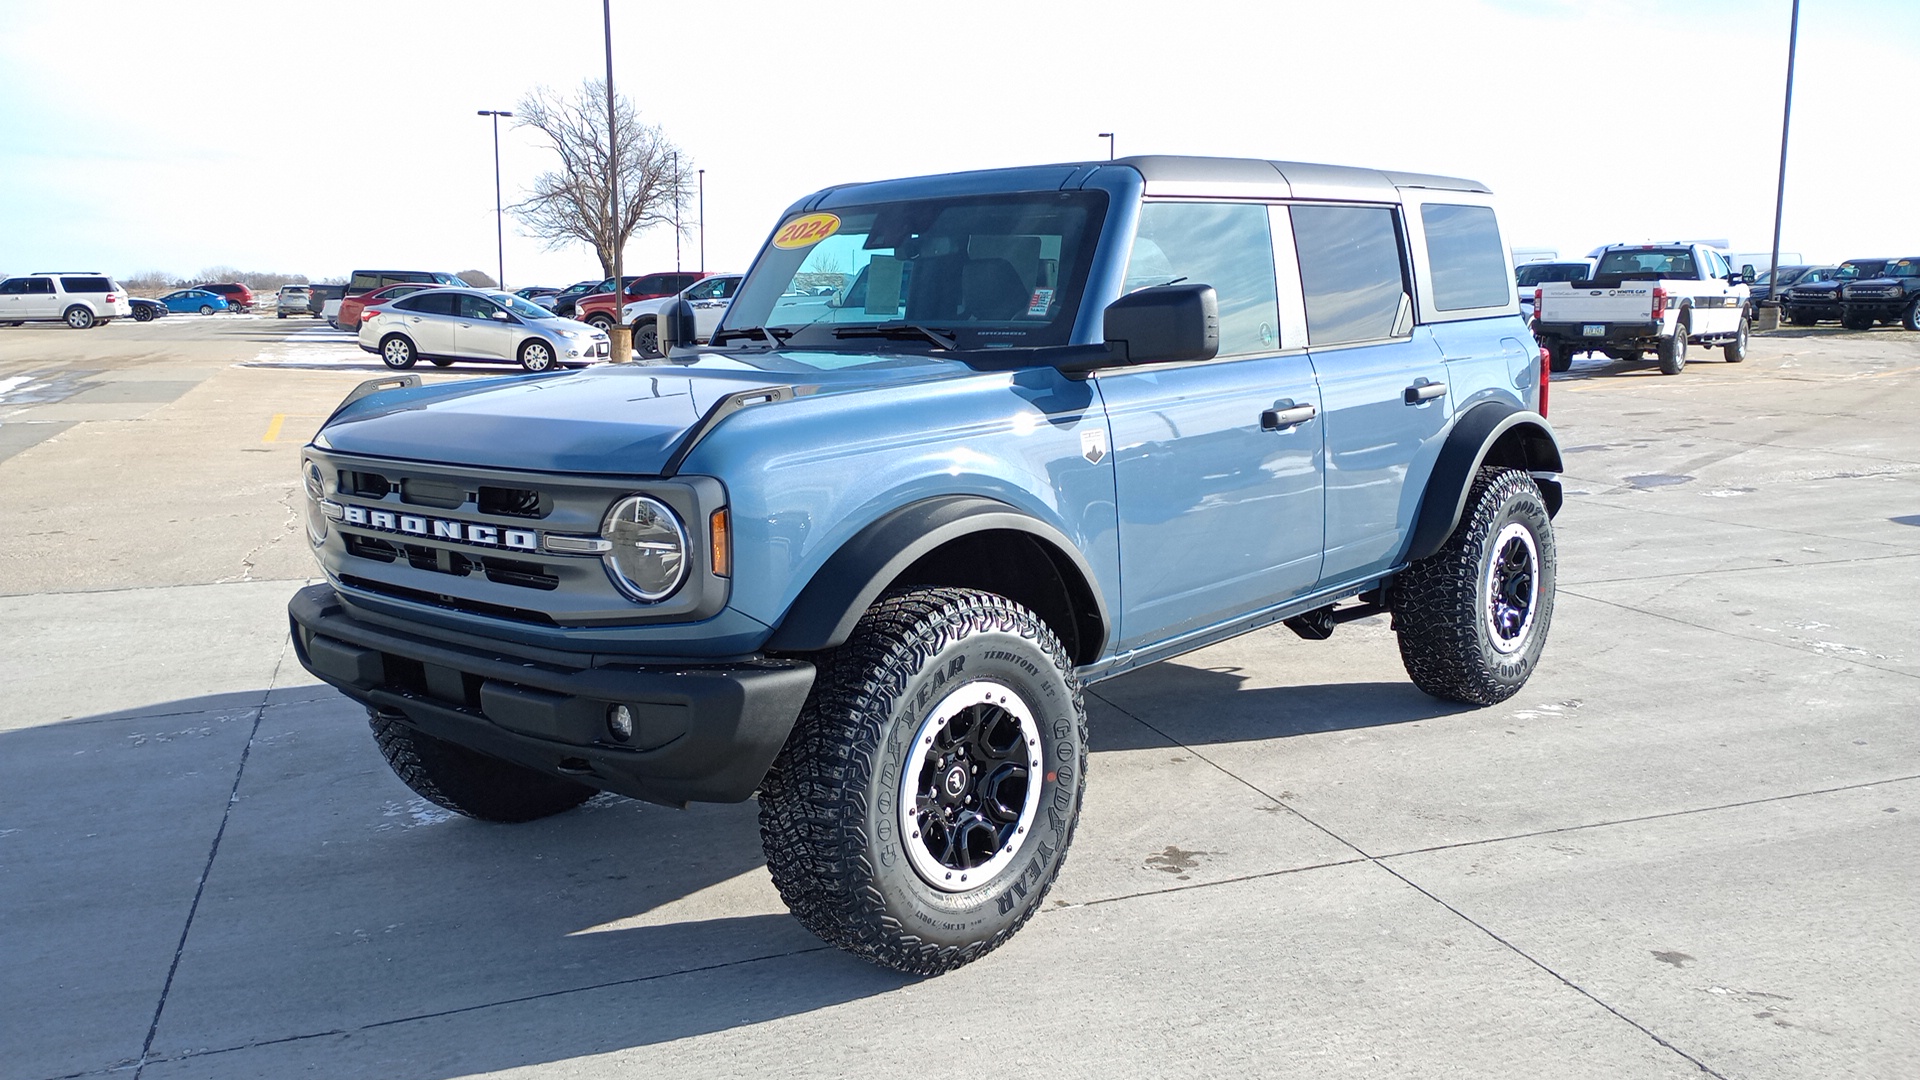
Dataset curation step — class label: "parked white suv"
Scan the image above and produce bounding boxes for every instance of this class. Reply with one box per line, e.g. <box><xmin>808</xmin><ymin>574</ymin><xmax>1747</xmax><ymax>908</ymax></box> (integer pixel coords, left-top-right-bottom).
<box><xmin>621</xmin><ymin>273</ymin><xmax>741</xmax><ymax>358</ymax></box>
<box><xmin>0</xmin><ymin>273</ymin><xmax>134</xmax><ymax>328</ymax></box>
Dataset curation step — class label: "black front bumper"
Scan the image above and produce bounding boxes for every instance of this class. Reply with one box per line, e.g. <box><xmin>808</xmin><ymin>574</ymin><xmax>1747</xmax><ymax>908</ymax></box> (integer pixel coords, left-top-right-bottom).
<box><xmin>1841</xmin><ymin>298</ymin><xmax>1912</xmax><ymax>320</ymax></box>
<box><xmin>288</xmin><ymin>584</ymin><xmax>815</xmax><ymax>807</ymax></box>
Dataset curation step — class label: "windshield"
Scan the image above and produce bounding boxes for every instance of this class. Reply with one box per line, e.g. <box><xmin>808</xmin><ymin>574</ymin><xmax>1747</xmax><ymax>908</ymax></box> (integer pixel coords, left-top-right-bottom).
<box><xmin>1885</xmin><ymin>259</ymin><xmax>1919</xmax><ymax>278</ymax></box>
<box><xmin>1515</xmin><ymin>263</ymin><xmax>1589</xmax><ymax>286</ymax></box>
<box><xmin>725</xmin><ymin>190</ymin><xmax>1108</xmax><ymax>350</ymax></box>
<box><xmin>1596</xmin><ymin>248</ymin><xmax>1694</xmax><ymax>276</ymax></box>
<box><xmin>489</xmin><ymin>292</ymin><xmax>560</xmax><ymax>320</ymax></box>
<box><xmin>1836</xmin><ymin>262</ymin><xmax>1876</xmax><ymax>279</ymax></box>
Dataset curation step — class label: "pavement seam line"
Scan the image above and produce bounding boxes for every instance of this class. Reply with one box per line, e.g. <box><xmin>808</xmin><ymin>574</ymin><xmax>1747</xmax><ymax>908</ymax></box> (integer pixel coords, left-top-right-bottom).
<box><xmin>131</xmin><ymin>634</ymin><xmax>292</xmax><ymax>1079</ymax></box>
<box><xmin>1372</xmin><ymin>860</ymin><xmax>1729</xmax><ymax>1079</ymax></box>
<box><xmin>1561</xmin><ymin>549</ymin><xmax>1919</xmax><ymax>588</ymax></box>
<box><xmin>1561</xmin><ymin>587</ymin><xmax>1920</xmax><ymax>682</ymax></box>
<box><xmin>1565</xmin><ymin>490</ymin><xmax>1919</xmax><ymax>554</ymax></box>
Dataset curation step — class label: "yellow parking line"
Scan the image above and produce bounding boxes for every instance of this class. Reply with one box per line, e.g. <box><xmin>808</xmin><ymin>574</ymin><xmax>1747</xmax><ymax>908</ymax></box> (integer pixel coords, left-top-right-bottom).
<box><xmin>262</xmin><ymin>414</ymin><xmax>286</xmax><ymax>443</ymax></box>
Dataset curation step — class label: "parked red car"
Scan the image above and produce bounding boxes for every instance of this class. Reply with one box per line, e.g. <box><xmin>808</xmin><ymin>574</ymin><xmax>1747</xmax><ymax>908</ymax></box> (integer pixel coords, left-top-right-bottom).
<box><xmin>195</xmin><ymin>282</ymin><xmax>255</xmax><ymax>313</ymax></box>
<box><xmin>339</xmin><ymin>282</ymin><xmax>443</xmax><ymax>329</ymax></box>
<box><xmin>574</xmin><ymin>271</ymin><xmax>708</xmax><ymax>329</ymax></box>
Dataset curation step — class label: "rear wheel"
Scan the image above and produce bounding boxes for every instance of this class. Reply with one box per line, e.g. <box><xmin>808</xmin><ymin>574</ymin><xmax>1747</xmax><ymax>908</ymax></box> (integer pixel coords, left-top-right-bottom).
<box><xmin>64</xmin><ymin>305</ymin><xmax>95</xmax><ymax>329</ymax></box>
<box><xmin>1723</xmin><ymin>315</ymin><xmax>1749</xmax><ymax>362</ymax></box>
<box><xmin>199</xmin><ymin>304</ymin><xmax>214</xmax><ymax>315</ymax></box>
<box><xmin>1904</xmin><ymin>300</ymin><xmax>1920</xmax><ymax>332</ymax></box>
<box><xmin>380</xmin><ymin>334</ymin><xmax>418</xmax><ymax>370</ymax></box>
<box><xmin>1547</xmin><ymin>343</ymin><xmax>1573</xmax><ymax>373</ymax></box>
<box><xmin>518</xmin><ymin>339</ymin><xmax>556</xmax><ymax>372</ymax></box>
<box><xmin>1393</xmin><ymin>467</ymin><xmax>1556</xmax><ymax>705</ymax></box>
<box><xmin>758</xmin><ymin>588</ymin><xmax>1087</xmax><ymax>975</ymax></box>
<box><xmin>134</xmin><ymin>306</ymin><xmax>155</xmax><ymax>322</ymax></box>
<box><xmin>368</xmin><ymin>709</ymin><xmax>594</xmax><ymax>822</ymax></box>
<box><xmin>1657</xmin><ymin>323</ymin><xmax>1688</xmax><ymax>375</ymax></box>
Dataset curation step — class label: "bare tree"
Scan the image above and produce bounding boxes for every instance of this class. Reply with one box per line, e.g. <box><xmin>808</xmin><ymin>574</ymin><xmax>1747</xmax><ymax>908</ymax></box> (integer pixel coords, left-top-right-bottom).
<box><xmin>511</xmin><ymin>79</ymin><xmax>691</xmax><ymax>276</ymax></box>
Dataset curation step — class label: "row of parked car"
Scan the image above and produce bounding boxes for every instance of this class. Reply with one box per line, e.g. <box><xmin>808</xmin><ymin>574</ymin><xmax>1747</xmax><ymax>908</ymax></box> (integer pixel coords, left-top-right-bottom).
<box><xmin>0</xmin><ymin>274</ymin><xmax>264</xmax><ymax>327</ymax></box>
<box><xmin>1517</xmin><ymin>253</ymin><xmax>1920</xmax><ymax>334</ymax></box>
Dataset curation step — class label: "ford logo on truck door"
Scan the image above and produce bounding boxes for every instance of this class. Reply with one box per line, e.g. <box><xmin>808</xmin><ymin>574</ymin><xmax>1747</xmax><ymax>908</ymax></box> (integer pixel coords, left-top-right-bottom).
<box><xmin>337</xmin><ymin>503</ymin><xmax>539</xmax><ymax>551</ymax></box>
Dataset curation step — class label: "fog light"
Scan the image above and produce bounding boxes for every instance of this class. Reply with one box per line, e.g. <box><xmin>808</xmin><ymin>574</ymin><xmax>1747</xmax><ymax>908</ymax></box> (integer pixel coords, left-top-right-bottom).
<box><xmin>607</xmin><ymin>704</ymin><xmax>634</xmax><ymax>743</ymax></box>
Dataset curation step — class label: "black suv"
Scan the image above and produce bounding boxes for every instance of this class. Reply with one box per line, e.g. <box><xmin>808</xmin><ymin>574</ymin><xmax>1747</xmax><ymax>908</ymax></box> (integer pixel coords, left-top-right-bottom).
<box><xmin>1838</xmin><ymin>256</ymin><xmax>1920</xmax><ymax>331</ymax></box>
<box><xmin>1783</xmin><ymin>258</ymin><xmax>1888</xmax><ymax>325</ymax></box>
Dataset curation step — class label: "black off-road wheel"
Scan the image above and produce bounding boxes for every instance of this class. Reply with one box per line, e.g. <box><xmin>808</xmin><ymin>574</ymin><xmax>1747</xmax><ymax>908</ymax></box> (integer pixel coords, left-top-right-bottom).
<box><xmin>758</xmin><ymin>588</ymin><xmax>1088</xmax><ymax>975</ymax></box>
<box><xmin>1723</xmin><ymin>315</ymin><xmax>1749</xmax><ymax>362</ymax></box>
<box><xmin>1392</xmin><ymin>467</ymin><xmax>1556</xmax><ymax>706</ymax></box>
<box><xmin>1842</xmin><ymin>311</ymin><xmax>1874</xmax><ymax>331</ymax></box>
<box><xmin>633</xmin><ymin>319</ymin><xmax>661</xmax><ymax>359</ymax></box>
<box><xmin>368</xmin><ymin>709</ymin><xmax>594</xmax><ymax>822</ymax></box>
<box><xmin>1903</xmin><ymin>300</ymin><xmax>1920</xmax><ymax>333</ymax></box>
<box><xmin>1657</xmin><ymin>322</ymin><xmax>1688</xmax><ymax>375</ymax></box>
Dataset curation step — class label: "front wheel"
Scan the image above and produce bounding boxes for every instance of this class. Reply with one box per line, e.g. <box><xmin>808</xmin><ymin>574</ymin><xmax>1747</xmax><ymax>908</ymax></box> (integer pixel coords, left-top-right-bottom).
<box><xmin>64</xmin><ymin>305</ymin><xmax>95</xmax><ymax>329</ymax></box>
<box><xmin>758</xmin><ymin>588</ymin><xmax>1087</xmax><ymax>975</ymax></box>
<box><xmin>1842</xmin><ymin>311</ymin><xmax>1874</xmax><ymax>331</ymax></box>
<box><xmin>1903</xmin><ymin>300</ymin><xmax>1920</xmax><ymax>332</ymax></box>
<box><xmin>1657</xmin><ymin>324</ymin><xmax>1688</xmax><ymax>375</ymax></box>
<box><xmin>368</xmin><ymin>710</ymin><xmax>594</xmax><ymax>822</ymax></box>
<box><xmin>633</xmin><ymin>319</ymin><xmax>661</xmax><ymax>359</ymax></box>
<box><xmin>199</xmin><ymin>305</ymin><xmax>214</xmax><ymax>315</ymax></box>
<box><xmin>518</xmin><ymin>339</ymin><xmax>556</xmax><ymax>372</ymax></box>
<box><xmin>380</xmin><ymin>334</ymin><xmax>418</xmax><ymax>370</ymax></box>
<box><xmin>1723</xmin><ymin>316</ymin><xmax>1749</xmax><ymax>362</ymax></box>
<box><xmin>586</xmin><ymin>314</ymin><xmax>613</xmax><ymax>332</ymax></box>
<box><xmin>1393</xmin><ymin>466</ymin><xmax>1556</xmax><ymax>705</ymax></box>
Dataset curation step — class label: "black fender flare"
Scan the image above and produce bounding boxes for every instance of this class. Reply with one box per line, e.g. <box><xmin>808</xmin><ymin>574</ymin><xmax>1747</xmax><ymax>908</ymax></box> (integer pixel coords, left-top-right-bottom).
<box><xmin>762</xmin><ymin>495</ymin><xmax>1110</xmax><ymax>658</ymax></box>
<box><xmin>1404</xmin><ymin>402</ymin><xmax>1564</xmax><ymax>563</ymax></box>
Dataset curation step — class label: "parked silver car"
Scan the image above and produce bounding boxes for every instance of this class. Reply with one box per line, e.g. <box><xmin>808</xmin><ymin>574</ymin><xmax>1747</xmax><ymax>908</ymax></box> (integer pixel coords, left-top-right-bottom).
<box><xmin>276</xmin><ymin>284</ymin><xmax>313</xmax><ymax>318</ymax></box>
<box><xmin>357</xmin><ymin>288</ymin><xmax>610</xmax><ymax>372</ymax></box>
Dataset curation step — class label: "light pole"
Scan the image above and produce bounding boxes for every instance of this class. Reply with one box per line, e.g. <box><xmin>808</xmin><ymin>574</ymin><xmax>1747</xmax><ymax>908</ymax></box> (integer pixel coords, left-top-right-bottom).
<box><xmin>601</xmin><ymin>0</ymin><xmax>630</xmax><ymax>362</ymax></box>
<box><xmin>476</xmin><ymin>109</ymin><xmax>512</xmax><ymax>289</ymax></box>
<box><xmin>673</xmin><ymin>151</ymin><xmax>681</xmax><ymax>272</ymax></box>
<box><xmin>1766</xmin><ymin>0</ymin><xmax>1802</xmax><ymax>292</ymax></box>
<box><xmin>1098</xmin><ymin>132</ymin><xmax>1114</xmax><ymax>160</ymax></box>
<box><xmin>698</xmin><ymin>169</ymin><xmax>705</xmax><ymax>274</ymax></box>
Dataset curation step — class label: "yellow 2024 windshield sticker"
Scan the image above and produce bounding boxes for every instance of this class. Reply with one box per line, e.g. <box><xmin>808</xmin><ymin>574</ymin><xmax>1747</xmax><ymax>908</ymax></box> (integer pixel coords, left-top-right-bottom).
<box><xmin>773</xmin><ymin>213</ymin><xmax>841</xmax><ymax>249</ymax></box>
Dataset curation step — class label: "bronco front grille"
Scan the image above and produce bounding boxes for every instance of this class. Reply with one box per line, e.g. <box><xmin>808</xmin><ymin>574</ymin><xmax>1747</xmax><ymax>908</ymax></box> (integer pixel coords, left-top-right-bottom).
<box><xmin>344</xmin><ymin>535</ymin><xmax>558</xmax><ymax>590</ymax></box>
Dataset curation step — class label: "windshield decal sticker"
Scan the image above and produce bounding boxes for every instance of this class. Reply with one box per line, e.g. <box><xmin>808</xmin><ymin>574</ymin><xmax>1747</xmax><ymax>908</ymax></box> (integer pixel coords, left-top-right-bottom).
<box><xmin>774</xmin><ymin>213</ymin><xmax>841</xmax><ymax>250</ymax></box>
<box><xmin>1027</xmin><ymin>288</ymin><xmax>1054</xmax><ymax>316</ymax></box>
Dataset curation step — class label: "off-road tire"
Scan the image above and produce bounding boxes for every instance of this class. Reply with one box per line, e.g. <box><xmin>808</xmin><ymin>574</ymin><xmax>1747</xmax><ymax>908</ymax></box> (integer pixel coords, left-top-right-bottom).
<box><xmin>1392</xmin><ymin>466</ymin><xmax>1556</xmax><ymax>706</ymax></box>
<box><xmin>380</xmin><ymin>334</ymin><xmax>418</xmax><ymax>370</ymax></box>
<box><xmin>367</xmin><ymin>709</ymin><xmax>594</xmax><ymax>822</ymax></box>
<box><xmin>633</xmin><ymin>319</ymin><xmax>661</xmax><ymax>359</ymax></box>
<box><xmin>64</xmin><ymin>305</ymin><xmax>95</xmax><ymax>329</ymax></box>
<box><xmin>1547</xmin><ymin>343</ymin><xmax>1573</xmax><ymax>373</ymax></box>
<box><xmin>1723</xmin><ymin>315</ymin><xmax>1749</xmax><ymax>362</ymax></box>
<box><xmin>1657</xmin><ymin>322</ymin><xmax>1688</xmax><ymax>375</ymax></box>
<box><xmin>1903</xmin><ymin>299</ymin><xmax>1920</xmax><ymax>333</ymax></box>
<box><xmin>758</xmin><ymin>588</ymin><xmax>1087</xmax><ymax>975</ymax></box>
<box><xmin>1842</xmin><ymin>311</ymin><xmax>1874</xmax><ymax>331</ymax></box>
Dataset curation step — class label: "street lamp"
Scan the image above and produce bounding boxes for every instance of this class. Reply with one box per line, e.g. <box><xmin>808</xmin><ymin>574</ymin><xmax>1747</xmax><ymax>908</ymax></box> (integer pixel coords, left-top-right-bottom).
<box><xmin>1766</xmin><ymin>0</ymin><xmax>1802</xmax><ymax>289</ymax></box>
<box><xmin>476</xmin><ymin>109</ymin><xmax>513</xmax><ymax>289</ymax></box>
<box><xmin>698</xmin><ymin>169</ymin><xmax>705</xmax><ymax>274</ymax></box>
<box><xmin>1098</xmin><ymin>132</ymin><xmax>1114</xmax><ymax>160</ymax></box>
<box><xmin>673</xmin><ymin>150</ymin><xmax>681</xmax><ymax>272</ymax></box>
<box><xmin>601</xmin><ymin>0</ymin><xmax>630</xmax><ymax>362</ymax></box>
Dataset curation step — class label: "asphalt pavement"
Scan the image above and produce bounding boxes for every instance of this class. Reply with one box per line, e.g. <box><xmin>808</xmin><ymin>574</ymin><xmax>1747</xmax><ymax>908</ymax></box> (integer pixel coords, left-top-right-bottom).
<box><xmin>2</xmin><ymin>317</ymin><xmax>1915</xmax><ymax>1079</ymax></box>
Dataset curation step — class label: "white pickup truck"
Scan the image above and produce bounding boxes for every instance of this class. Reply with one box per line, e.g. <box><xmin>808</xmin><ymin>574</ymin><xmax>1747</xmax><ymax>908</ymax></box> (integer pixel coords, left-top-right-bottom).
<box><xmin>1532</xmin><ymin>243</ymin><xmax>1750</xmax><ymax>375</ymax></box>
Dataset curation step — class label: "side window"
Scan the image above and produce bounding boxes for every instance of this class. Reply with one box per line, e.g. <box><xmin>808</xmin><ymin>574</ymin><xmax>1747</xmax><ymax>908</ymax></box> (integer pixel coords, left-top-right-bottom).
<box><xmin>349</xmin><ymin>273</ymin><xmax>380</xmax><ymax>291</ymax></box>
<box><xmin>1419</xmin><ymin>204</ymin><xmax>1510</xmax><ymax>311</ymax></box>
<box><xmin>26</xmin><ymin>278</ymin><xmax>55</xmax><ymax>295</ymax></box>
<box><xmin>62</xmin><ymin>277</ymin><xmax>110</xmax><ymax>293</ymax></box>
<box><xmin>0</xmin><ymin>278</ymin><xmax>23</xmax><ymax>295</ymax></box>
<box><xmin>1125</xmin><ymin>202</ymin><xmax>1280</xmax><ymax>356</ymax></box>
<box><xmin>398</xmin><ymin>292</ymin><xmax>458</xmax><ymax>316</ymax></box>
<box><xmin>457</xmin><ymin>294</ymin><xmax>499</xmax><ymax>319</ymax></box>
<box><xmin>718</xmin><ymin>277</ymin><xmax>741</xmax><ymax>299</ymax></box>
<box><xmin>1291</xmin><ymin>205</ymin><xmax>1410</xmax><ymax>346</ymax></box>
<box><xmin>686</xmin><ymin>278</ymin><xmax>724</xmax><ymax>300</ymax></box>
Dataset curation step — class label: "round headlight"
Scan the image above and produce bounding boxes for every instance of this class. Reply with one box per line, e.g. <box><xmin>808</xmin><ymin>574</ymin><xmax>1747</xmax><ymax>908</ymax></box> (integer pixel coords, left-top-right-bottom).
<box><xmin>302</xmin><ymin>459</ymin><xmax>328</xmax><ymax>544</ymax></box>
<box><xmin>601</xmin><ymin>495</ymin><xmax>687</xmax><ymax>601</ymax></box>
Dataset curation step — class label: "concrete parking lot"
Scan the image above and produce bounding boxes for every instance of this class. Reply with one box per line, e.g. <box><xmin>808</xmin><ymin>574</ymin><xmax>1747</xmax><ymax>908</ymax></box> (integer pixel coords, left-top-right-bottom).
<box><xmin>2</xmin><ymin>317</ymin><xmax>1916</xmax><ymax>1079</ymax></box>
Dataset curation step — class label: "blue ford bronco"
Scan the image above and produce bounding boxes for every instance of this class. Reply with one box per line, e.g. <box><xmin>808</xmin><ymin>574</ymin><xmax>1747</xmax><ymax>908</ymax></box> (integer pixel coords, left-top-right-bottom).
<box><xmin>289</xmin><ymin>156</ymin><xmax>1563</xmax><ymax>974</ymax></box>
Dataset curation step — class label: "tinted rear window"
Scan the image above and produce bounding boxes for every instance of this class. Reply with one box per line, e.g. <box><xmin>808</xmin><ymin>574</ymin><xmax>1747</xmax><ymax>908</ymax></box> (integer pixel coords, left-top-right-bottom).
<box><xmin>1292</xmin><ymin>205</ymin><xmax>1410</xmax><ymax>346</ymax></box>
<box><xmin>61</xmin><ymin>276</ymin><xmax>112</xmax><ymax>293</ymax></box>
<box><xmin>395</xmin><ymin>292</ymin><xmax>458</xmax><ymax>315</ymax></box>
<box><xmin>1421</xmin><ymin>204</ymin><xmax>1510</xmax><ymax>310</ymax></box>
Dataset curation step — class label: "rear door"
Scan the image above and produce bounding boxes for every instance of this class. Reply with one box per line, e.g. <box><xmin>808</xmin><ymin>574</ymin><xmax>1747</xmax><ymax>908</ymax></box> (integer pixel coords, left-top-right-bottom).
<box><xmin>21</xmin><ymin>277</ymin><xmax>58</xmax><ymax>318</ymax></box>
<box><xmin>393</xmin><ymin>291</ymin><xmax>459</xmax><ymax>354</ymax></box>
<box><xmin>1292</xmin><ymin>202</ymin><xmax>1452</xmax><ymax>586</ymax></box>
<box><xmin>1098</xmin><ymin>200</ymin><xmax>1325</xmax><ymax>651</ymax></box>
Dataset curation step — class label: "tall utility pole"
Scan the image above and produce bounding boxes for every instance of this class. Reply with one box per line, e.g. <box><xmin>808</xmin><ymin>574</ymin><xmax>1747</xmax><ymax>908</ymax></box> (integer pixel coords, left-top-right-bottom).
<box><xmin>698</xmin><ymin>169</ymin><xmax>705</xmax><ymax>274</ymax></box>
<box><xmin>1767</xmin><ymin>0</ymin><xmax>1802</xmax><ymax>288</ymax></box>
<box><xmin>477</xmin><ymin>109</ymin><xmax>512</xmax><ymax>289</ymax></box>
<box><xmin>601</xmin><ymin>0</ymin><xmax>630</xmax><ymax>361</ymax></box>
<box><xmin>1098</xmin><ymin>132</ymin><xmax>1114</xmax><ymax>160</ymax></box>
<box><xmin>673</xmin><ymin>151</ymin><xmax>682</xmax><ymax>272</ymax></box>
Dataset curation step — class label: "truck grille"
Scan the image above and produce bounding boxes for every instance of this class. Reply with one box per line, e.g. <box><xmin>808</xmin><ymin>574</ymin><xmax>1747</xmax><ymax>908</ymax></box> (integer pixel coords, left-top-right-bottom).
<box><xmin>1845</xmin><ymin>286</ymin><xmax>1893</xmax><ymax>299</ymax></box>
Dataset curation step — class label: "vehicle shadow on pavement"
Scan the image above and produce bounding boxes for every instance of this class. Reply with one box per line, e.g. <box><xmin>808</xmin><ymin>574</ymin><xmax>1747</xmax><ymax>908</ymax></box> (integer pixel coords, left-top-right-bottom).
<box><xmin>1091</xmin><ymin>662</ymin><xmax>1477</xmax><ymax>752</ymax></box>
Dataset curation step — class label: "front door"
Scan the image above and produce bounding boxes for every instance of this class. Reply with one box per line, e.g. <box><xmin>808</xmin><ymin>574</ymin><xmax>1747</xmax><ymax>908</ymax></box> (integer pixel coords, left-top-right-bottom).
<box><xmin>1099</xmin><ymin>201</ymin><xmax>1325</xmax><ymax>653</ymax></box>
<box><xmin>454</xmin><ymin>294</ymin><xmax>514</xmax><ymax>360</ymax></box>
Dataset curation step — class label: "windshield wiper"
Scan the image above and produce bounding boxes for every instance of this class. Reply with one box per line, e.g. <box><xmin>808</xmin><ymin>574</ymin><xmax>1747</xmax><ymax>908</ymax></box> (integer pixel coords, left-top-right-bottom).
<box><xmin>709</xmin><ymin>326</ymin><xmax>794</xmax><ymax>346</ymax></box>
<box><xmin>832</xmin><ymin>324</ymin><xmax>959</xmax><ymax>350</ymax></box>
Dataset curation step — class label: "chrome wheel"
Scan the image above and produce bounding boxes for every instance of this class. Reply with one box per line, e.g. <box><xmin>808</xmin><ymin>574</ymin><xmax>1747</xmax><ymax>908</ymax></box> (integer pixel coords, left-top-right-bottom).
<box><xmin>519</xmin><ymin>341</ymin><xmax>554</xmax><ymax>372</ymax></box>
<box><xmin>65</xmin><ymin>306</ymin><xmax>94</xmax><ymax>329</ymax></box>
<box><xmin>900</xmin><ymin>678</ymin><xmax>1044</xmax><ymax>893</ymax></box>
<box><xmin>1484</xmin><ymin>521</ymin><xmax>1539</xmax><ymax>655</ymax></box>
<box><xmin>381</xmin><ymin>336</ymin><xmax>416</xmax><ymax>370</ymax></box>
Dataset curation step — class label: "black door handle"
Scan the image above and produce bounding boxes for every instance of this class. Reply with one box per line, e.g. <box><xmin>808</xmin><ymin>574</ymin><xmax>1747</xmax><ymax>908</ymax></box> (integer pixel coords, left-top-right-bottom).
<box><xmin>1261</xmin><ymin>403</ymin><xmax>1317</xmax><ymax>430</ymax></box>
<box><xmin>1404</xmin><ymin>381</ymin><xmax>1447</xmax><ymax>404</ymax></box>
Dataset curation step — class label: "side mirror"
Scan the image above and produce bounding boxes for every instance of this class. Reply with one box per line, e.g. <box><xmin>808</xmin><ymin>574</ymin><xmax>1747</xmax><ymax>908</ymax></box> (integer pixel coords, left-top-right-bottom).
<box><xmin>490</xmin><ymin>310</ymin><xmax>513</xmax><ymax>322</ymax></box>
<box><xmin>659</xmin><ymin>298</ymin><xmax>698</xmax><ymax>353</ymax></box>
<box><xmin>1742</xmin><ymin>263</ymin><xmax>1757</xmax><ymax>279</ymax></box>
<box><xmin>1102</xmin><ymin>283</ymin><xmax>1219</xmax><ymax>365</ymax></box>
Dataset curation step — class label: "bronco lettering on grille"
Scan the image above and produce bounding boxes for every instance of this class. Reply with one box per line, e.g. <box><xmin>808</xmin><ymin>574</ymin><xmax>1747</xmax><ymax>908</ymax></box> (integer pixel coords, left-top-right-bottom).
<box><xmin>340</xmin><ymin>504</ymin><xmax>538</xmax><ymax>551</ymax></box>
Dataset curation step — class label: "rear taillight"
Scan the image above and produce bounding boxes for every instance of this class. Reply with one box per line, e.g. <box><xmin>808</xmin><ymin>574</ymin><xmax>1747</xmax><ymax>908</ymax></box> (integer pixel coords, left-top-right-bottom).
<box><xmin>1538</xmin><ymin>346</ymin><xmax>1550</xmax><ymax>417</ymax></box>
<box><xmin>1533</xmin><ymin>287</ymin><xmax>1542</xmax><ymax>317</ymax></box>
<box><xmin>1651</xmin><ymin>286</ymin><xmax>1668</xmax><ymax>321</ymax></box>
<box><xmin>360</xmin><ymin>309</ymin><xmax>378</xmax><ymax>322</ymax></box>
<box><xmin>105</xmin><ymin>293</ymin><xmax>118</xmax><ymax>302</ymax></box>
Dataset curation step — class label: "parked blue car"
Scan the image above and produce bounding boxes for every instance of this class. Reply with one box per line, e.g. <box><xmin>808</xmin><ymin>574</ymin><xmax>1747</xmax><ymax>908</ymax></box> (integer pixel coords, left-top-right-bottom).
<box><xmin>160</xmin><ymin>288</ymin><xmax>230</xmax><ymax>315</ymax></box>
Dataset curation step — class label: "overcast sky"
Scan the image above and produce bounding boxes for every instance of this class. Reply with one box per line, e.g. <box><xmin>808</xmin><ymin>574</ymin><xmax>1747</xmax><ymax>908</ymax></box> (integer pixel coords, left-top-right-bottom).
<box><xmin>2</xmin><ymin>0</ymin><xmax>1915</xmax><ymax>286</ymax></box>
